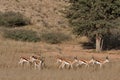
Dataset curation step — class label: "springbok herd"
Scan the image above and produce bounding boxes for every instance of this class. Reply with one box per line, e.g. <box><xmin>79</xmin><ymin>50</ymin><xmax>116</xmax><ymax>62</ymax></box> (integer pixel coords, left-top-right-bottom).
<box><xmin>18</xmin><ymin>55</ymin><xmax>109</xmax><ymax>70</ymax></box>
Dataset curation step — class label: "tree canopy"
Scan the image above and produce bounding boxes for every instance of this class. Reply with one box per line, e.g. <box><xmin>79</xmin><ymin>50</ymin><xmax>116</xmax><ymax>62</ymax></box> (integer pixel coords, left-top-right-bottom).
<box><xmin>66</xmin><ymin>0</ymin><xmax>120</xmax><ymax>51</ymax></box>
<box><xmin>66</xmin><ymin>0</ymin><xmax>120</xmax><ymax>37</ymax></box>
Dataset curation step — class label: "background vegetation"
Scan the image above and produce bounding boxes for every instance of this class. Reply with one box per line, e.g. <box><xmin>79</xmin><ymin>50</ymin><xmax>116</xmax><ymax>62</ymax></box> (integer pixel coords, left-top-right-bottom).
<box><xmin>0</xmin><ymin>11</ymin><xmax>30</xmax><ymax>27</ymax></box>
<box><xmin>3</xmin><ymin>29</ymin><xmax>40</xmax><ymax>42</ymax></box>
<box><xmin>41</xmin><ymin>32</ymin><xmax>71</xmax><ymax>44</ymax></box>
<box><xmin>66</xmin><ymin>0</ymin><xmax>120</xmax><ymax>51</ymax></box>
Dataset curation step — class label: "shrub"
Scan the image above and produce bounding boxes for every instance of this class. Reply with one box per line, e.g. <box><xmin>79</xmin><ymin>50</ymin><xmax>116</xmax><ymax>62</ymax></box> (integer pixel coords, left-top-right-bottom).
<box><xmin>41</xmin><ymin>32</ymin><xmax>71</xmax><ymax>44</ymax></box>
<box><xmin>0</xmin><ymin>11</ymin><xmax>30</xmax><ymax>27</ymax></box>
<box><xmin>3</xmin><ymin>29</ymin><xmax>40</xmax><ymax>42</ymax></box>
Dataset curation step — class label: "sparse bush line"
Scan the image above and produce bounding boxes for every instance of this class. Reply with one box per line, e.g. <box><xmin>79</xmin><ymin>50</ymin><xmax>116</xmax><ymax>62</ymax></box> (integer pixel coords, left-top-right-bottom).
<box><xmin>3</xmin><ymin>29</ymin><xmax>40</xmax><ymax>42</ymax></box>
<box><xmin>2</xmin><ymin>29</ymin><xmax>71</xmax><ymax>43</ymax></box>
<box><xmin>41</xmin><ymin>32</ymin><xmax>71</xmax><ymax>44</ymax></box>
<box><xmin>0</xmin><ymin>11</ymin><xmax>30</xmax><ymax>27</ymax></box>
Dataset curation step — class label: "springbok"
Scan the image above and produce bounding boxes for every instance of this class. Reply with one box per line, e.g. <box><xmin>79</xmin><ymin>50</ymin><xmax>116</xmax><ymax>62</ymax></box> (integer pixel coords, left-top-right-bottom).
<box><xmin>29</xmin><ymin>55</ymin><xmax>45</xmax><ymax>70</ymax></box>
<box><xmin>19</xmin><ymin>55</ymin><xmax>41</xmax><ymax>67</ymax></box>
<box><xmin>18</xmin><ymin>56</ymin><xmax>31</xmax><ymax>67</ymax></box>
<box><xmin>33</xmin><ymin>57</ymin><xmax>45</xmax><ymax>70</ymax></box>
<box><xmin>74</xmin><ymin>57</ymin><xmax>94</xmax><ymax>68</ymax></box>
<box><xmin>92</xmin><ymin>56</ymin><xmax>109</xmax><ymax>68</ymax></box>
<box><xmin>29</xmin><ymin>55</ymin><xmax>40</xmax><ymax>62</ymax></box>
<box><xmin>58</xmin><ymin>57</ymin><xmax>78</xmax><ymax>69</ymax></box>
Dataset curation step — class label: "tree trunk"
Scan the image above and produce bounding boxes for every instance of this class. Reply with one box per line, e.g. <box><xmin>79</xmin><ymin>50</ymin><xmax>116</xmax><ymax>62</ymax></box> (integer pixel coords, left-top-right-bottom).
<box><xmin>96</xmin><ymin>35</ymin><xmax>103</xmax><ymax>52</ymax></box>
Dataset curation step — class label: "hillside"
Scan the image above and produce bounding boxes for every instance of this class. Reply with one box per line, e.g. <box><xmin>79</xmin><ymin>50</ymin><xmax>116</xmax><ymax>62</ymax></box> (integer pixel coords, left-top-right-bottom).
<box><xmin>0</xmin><ymin>0</ymin><xmax>69</xmax><ymax>28</ymax></box>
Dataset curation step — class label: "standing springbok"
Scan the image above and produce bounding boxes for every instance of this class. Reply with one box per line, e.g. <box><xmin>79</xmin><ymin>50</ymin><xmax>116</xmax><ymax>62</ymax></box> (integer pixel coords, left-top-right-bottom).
<box><xmin>29</xmin><ymin>55</ymin><xmax>40</xmax><ymax>62</ymax></box>
<box><xmin>58</xmin><ymin>57</ymin><xmax>78</xmax><ymax>69</ymax></box>
<box><xmin>34</xmin><ymin>59</ymin><xmax>44</xmax><ymax>70</ymax></box>
<box><xmin>74</xmin><ymin>57</ymin><xmax>95</xmax><ymax>68</ymax></box>
<box><xmin>18</xmin><ymin>56</ymin><xmax>31</xmax><ymax>67</ymax></box>
<box><xmin>30</xmin><ymin>55</ymin><xmax>46</xmax><ymax>70</ymax></box>
<box><xmin>18</xmin><ymin>55</ymin><xmax>41</xmax><ymax>67</ymax></box>
<box><xmin>92</xmin><ymin>56</ymin><xmax>109</xmax><ymax>68</ymax></box>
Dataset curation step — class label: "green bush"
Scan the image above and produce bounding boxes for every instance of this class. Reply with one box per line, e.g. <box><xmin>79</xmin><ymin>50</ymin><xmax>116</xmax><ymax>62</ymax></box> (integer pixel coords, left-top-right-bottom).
<box><xmin>3</xmin><ymin>29</ymin><xmax>40</xmax><ymax>42</ymax></box>
<box><xmin>0</xmin><ymin>11</ymin><xmax>30</xmax><ymax>27</ymax></box>
<box><xmin>41</xmin><ymin>32</ymin><xmax>70</xmax><ymax>44</ymax></box>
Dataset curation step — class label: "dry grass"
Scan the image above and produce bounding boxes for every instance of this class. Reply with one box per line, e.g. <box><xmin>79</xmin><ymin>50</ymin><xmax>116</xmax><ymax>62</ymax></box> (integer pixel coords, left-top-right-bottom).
<box><xmin>0</xmin><ymin>59</ymin><xmax>120</xmax><ymax>80</ymax></box>
<box><xmin>0</xmin><ymin>0</ymin><xmax>120</xmax><ymax>79</ymax></box>
<box><xmin>0</xmin><ymin>39</ymin><xmax>120</xmax><ymax>80</ymax></box>
<box><xmin>0</xmin><ymin>0</ymin><xmax>69</xmax><ymax>28</ymax></box>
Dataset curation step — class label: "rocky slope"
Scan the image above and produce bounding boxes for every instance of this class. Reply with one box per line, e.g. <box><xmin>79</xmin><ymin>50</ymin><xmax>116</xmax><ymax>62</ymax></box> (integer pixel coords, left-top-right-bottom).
<box><xmin>0</xmin><ymin>0</ymin><xmax>70</xmax><ymax>28</ymax></box>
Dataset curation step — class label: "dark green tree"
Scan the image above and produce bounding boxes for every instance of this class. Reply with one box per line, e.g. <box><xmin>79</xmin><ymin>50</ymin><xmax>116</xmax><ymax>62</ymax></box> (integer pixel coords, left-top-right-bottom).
<box><xmin>66</xmin><ymin>0</ymin><xmax>120</xmax><ymax>52</ymax></box>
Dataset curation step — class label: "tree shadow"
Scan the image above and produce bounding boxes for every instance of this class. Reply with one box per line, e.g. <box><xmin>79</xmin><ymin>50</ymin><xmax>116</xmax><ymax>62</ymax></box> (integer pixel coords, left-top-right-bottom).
<box><xmin>81</xmin><ymin>42</ymin><xmax>95</xmax><ymax>49</ymax></box>
<box><xmin>81</xmin><ymin>37</ymin><xmax>120</xmax><ymax>50</ymax></box>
